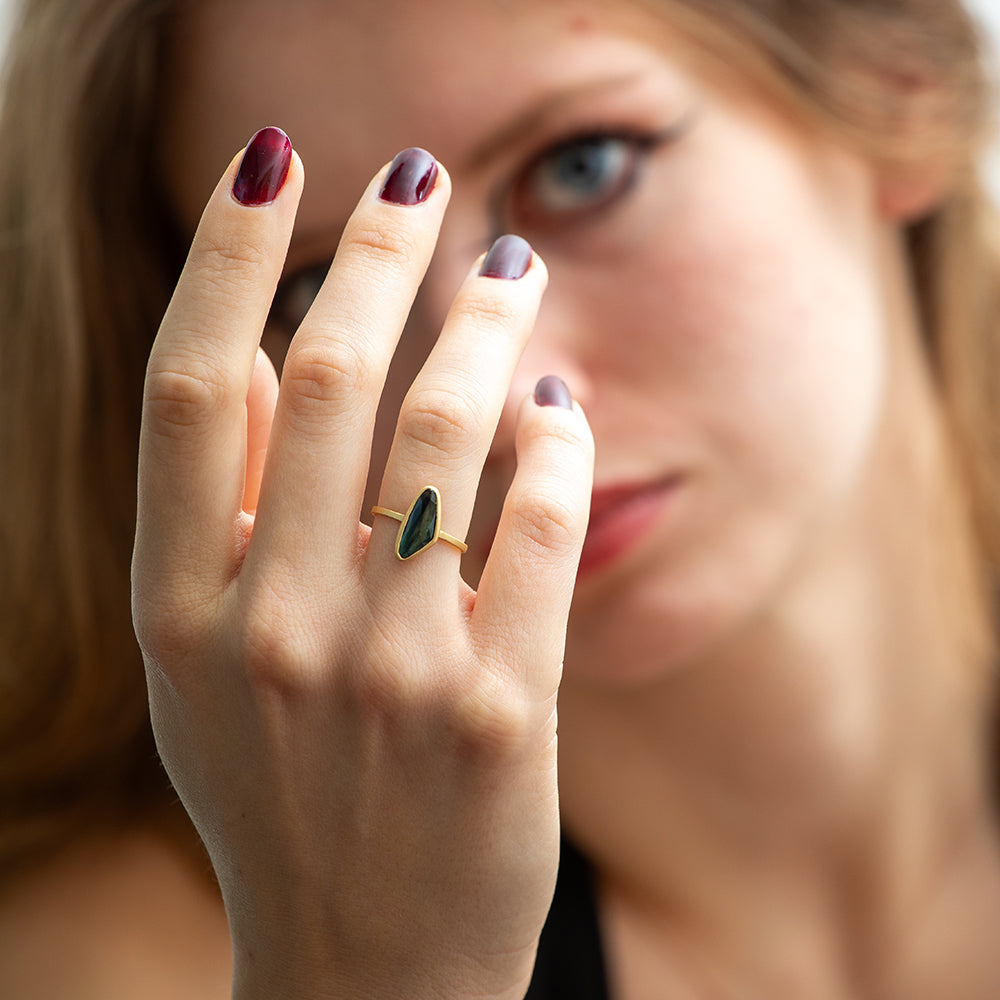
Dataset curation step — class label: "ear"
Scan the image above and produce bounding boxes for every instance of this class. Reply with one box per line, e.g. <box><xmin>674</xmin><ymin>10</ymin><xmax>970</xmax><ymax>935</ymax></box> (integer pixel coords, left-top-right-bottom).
<box><xmin>877</xmin><ymin>159</ymin><xmax>955</xmax><ymax>222</ymax></box>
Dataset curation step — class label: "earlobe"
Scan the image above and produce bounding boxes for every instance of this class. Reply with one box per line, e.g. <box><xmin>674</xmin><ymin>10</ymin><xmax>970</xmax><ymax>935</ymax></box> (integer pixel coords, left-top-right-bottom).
<box><xmin>877</xmin><ymin>160</ymin><xmax>955</xmax><ymax>222</ymax></box>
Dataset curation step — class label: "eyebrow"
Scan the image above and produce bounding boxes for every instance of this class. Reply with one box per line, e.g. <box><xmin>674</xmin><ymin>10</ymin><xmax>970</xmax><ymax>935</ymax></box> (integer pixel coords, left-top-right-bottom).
<box><xmin>462</xmin><ymin>71</ymin><xmax>649</xmax><ymax>172</ymax></box>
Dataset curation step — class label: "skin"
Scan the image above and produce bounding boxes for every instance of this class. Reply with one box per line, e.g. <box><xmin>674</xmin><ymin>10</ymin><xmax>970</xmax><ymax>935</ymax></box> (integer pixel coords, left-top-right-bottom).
<box><xmin>6</xmin><ymin>0</ymin><xmax>1000</xmax><ymax>997</ymax></box>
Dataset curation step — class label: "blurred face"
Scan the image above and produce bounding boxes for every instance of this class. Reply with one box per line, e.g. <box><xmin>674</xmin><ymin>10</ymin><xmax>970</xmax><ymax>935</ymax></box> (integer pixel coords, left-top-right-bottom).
<box><xmin>163</xmin><ymin>0</ymin><xmax>908</xmax><ymax>685</ymax></box>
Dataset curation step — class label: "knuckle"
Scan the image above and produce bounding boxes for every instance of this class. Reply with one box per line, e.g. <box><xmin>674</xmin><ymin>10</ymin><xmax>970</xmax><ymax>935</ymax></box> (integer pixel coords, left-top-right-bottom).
<box><xmin>347</xmin><ymin>656</ymin><xmax>532</xmax><ymax>762</ymax></box>
<box><xmin>341</xmin><ymin>219</ymin><xmax>419</xmax><ymax>275</ymax></box>
<box><xmin>337</xmin><ymin>627</ymin><xmax>424</xmax><ymax>724</ymax></box>
<box><xmin>236</xmin><ymin>584</ymin><xmax>314</xmax><ymax>697</ymax></box>
<box><xmin>185</xmin><ymin>235</ymin><xmax>271</xmax><ymax>300</ymax></box>
<box><xmin>449</xmin><ymin>289</ymin><xmax>521</xmax><ymax>336</ymax></box>
<box><xmin>189</xmin><ymin>232</ymin><xmax>270</xmax><ymax>274</ymax></box>
<box><xmin>529</xmin><ymin>416</ymin><xmax>592</xmax><ymax>455</ymax></box>
<box><xmin>400</xmin><ymin>385</ymin><xmax>480</xmax><ymax>460</ymax></box>
<box><xmin>240</xmin><ymin>629</ymin><xmax>303</xmax><ymax>699</ymax></box>
<box><xmin>143</xmin><ymin>361</ymin><xmax>230</xmax><ymax>434</ymax></box>
<box><xmin>132</xmin><ymin>585</ymin><xmax>218</xmax><ymax>667</ymax></box>
<box><xmin>280</xmin><ymin>338</ymin><xmax>372</xmax><ymax>416</ymax></box>
<box><xmin>508</xmin><ymin>490</ymin><xmax>580</xmax><ymax>558</ymax></box>
<box><xmin>235</xmin><ymin>568</ymin><xmax>366</xmax><ymax>702</ymax></box>
<box><xmin>132</xmin><ymin>600</ymin><xmax>176</xmax><ymax>658</ymax></box>
<box><xmin>450</xmin><ymin>675</ymin><xmax>533</xmax><ymax>760</ymax></box>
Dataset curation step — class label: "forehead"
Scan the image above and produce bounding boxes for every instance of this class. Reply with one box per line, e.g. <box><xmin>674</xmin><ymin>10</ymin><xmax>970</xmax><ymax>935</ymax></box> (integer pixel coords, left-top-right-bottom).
<box><xmin>160</xmin><ymin>0</ymin><xmax>697</xmax><ymax>227</ymax></box>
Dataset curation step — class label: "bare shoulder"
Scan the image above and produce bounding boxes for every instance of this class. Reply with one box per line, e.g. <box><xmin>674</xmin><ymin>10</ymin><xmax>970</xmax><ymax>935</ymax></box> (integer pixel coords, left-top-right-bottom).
<box><xmin>0</xmin><ymin>824</ymin><xmax>232</xmax><ymax>1000</ymax></box>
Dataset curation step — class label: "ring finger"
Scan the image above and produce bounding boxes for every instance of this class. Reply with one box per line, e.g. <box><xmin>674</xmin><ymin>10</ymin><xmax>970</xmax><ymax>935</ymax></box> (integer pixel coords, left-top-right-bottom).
<box><xmin>368</xmin><ymin>234</ymin><xmax>544</xmax><ymax>591</ymax></box>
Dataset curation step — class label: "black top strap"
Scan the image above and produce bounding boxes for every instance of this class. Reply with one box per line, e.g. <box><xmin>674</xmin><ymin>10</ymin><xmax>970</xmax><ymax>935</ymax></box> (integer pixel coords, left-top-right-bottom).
<box><xmin>525</xmin><ymin>838</ymin><xmax>610</xmax><ymax>1000</ymax></box>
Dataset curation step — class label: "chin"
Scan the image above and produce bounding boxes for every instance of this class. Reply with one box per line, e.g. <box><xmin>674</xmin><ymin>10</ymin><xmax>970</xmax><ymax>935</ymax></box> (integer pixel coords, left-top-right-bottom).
<box><xmin>562</xmin><ymin>551</ymin><xmax>786</xmax><ymax>690</ymax></box>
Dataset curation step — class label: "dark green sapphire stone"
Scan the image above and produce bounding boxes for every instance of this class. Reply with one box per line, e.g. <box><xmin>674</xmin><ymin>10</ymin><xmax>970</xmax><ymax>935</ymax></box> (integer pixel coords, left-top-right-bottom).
<box><xmin>397</xmin><ymin>487</ymin><xmax>440</xmax><ymax>560</ymax></box>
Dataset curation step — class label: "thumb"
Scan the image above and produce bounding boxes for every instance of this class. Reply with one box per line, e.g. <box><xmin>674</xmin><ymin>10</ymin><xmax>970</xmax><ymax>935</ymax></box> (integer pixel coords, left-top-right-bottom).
<box><xmin>243</xmin><ymin>346</ymin><xmax>279</xmax><ymax>514</ymax></box>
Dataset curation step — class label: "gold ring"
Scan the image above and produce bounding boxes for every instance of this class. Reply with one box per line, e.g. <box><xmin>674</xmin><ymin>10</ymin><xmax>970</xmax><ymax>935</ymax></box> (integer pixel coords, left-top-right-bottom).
<box><xmin>372</xmin><ymin>486</ymin><xmax>468</xmax><ymax>560</ymax></box>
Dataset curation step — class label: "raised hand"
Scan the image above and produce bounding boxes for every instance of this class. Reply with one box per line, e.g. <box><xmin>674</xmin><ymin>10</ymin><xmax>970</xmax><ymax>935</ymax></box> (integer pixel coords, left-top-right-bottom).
<box><xmin>132</xmin><ymin>130</ymin><xmax>593</xmax><ymax>1000</ymax></box>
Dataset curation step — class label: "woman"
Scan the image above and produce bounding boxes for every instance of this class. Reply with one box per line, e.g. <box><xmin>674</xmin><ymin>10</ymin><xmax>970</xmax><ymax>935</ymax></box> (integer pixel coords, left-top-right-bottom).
<box><xmin>3</xmin><ymin>0</ymin><xmax>1000</xmax><ymax>996</ymax></box>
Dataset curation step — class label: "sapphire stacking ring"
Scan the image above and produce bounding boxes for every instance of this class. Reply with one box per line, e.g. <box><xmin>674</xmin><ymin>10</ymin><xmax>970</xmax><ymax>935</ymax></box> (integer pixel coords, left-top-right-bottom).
<box><xmin>372</xmin><ymin>486</ymin><xmax>468</xmax><ymax>561</ymax></box>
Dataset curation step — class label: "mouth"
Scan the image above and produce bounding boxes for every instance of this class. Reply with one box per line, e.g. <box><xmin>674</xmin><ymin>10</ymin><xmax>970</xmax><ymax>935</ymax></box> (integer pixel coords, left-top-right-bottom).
<box><xmin>578</xmin><ymin>477</ymin><xmax>681</xmax><ymax>579</ymax></box>
<box><xmin>473</xmin><ymin>475</ymin><xmax>681</xmax><ymax>577</ymax></box>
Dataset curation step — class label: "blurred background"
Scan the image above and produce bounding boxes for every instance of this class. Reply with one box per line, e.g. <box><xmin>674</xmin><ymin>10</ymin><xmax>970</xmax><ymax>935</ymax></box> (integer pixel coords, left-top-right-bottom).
<box><xmin>968</xmin><ymin>0</ymin><xmax>1000</xmax><ymax>200</ymax></box>
<box><xmin>0</xmin><ymin>0</ymin><xmax>998</xmax><ymax>194</ymax></box>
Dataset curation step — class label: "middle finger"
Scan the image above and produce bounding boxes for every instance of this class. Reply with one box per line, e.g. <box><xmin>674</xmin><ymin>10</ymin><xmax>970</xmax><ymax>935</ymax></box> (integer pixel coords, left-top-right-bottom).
<box><xmin>367</xmin><ymin>234</ymin><xmax>545</xmax><ymax>590</ymax></box>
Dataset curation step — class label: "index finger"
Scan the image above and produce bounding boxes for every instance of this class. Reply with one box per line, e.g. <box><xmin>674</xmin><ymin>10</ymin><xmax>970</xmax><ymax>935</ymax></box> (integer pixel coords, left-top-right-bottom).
<box><xmin>134</xmin><ymin>127</ymin><xmax>303</xmax><ymax>601</ymax></box>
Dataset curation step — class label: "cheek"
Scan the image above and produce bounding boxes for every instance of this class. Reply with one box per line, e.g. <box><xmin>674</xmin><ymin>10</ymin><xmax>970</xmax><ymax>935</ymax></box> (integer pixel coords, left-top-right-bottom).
<box><xmin>597</xmin><ymin>174</ymin><xmax>888</xmax><ymax>508</ymax></box>
<box><xmin>560</xmin><ymin>220</ymin><xmax>890</xmax><ymax>682</ymax></box>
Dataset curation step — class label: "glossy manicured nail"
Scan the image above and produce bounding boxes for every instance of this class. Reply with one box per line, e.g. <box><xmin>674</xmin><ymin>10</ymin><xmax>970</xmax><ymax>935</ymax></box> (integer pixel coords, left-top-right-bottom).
<box><xmin>479</xmin><ymin>234</ymin><xmax>532</xmax><ymax>280</ymax></box>
<box><xmin>534</xmin><ymin>375</ymin><xmax>573</xmax><ymax>410</ymax></box>
<box><xmin>232</xmin><ymin>127</ymin><xmax>293</xmax><ymax>206</ymax></box>
<box><xmin>378</xmin><ymin>147</ymin><xmax>438</xmax><ymax>205</ymax></box>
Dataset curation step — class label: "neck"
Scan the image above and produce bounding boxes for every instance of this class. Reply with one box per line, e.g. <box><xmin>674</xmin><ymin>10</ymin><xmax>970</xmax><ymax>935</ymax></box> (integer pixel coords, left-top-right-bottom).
<box><xmin>557</xmin><ymin>294</ymin><xmax>1000</xmax><ymax>995</ymax></box>
<box><xmin>559</xmin><ymin>531</ymin><xmax>1000</xmax><ymax>995</ymax></box>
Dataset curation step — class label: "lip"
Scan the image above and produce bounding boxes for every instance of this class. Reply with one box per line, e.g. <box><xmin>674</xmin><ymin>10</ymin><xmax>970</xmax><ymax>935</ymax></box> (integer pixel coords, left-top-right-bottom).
<box><xmin>577</xmin><ymin>477</ymin><xmax>679</xmax><ymax>579</ymax></box>
<box><xmin>473</xmin><ymin>476</ymin><xmax>681</xmax><ymax>575</ymax></box>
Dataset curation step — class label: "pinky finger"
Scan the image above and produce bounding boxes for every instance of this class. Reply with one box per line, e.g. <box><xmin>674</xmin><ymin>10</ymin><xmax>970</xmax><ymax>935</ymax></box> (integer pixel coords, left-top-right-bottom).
<box><xmin>471</xmin><ymin>377</ymin><xmax>594</xmax><ymax>696</ymax></box>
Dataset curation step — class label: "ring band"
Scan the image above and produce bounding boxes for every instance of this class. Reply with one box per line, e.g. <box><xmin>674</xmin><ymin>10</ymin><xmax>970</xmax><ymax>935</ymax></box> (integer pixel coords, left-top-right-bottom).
<box><xmin>372</xmin><ymin>486</ymin><xmax>468</xmax><ymax>560</ymax></box>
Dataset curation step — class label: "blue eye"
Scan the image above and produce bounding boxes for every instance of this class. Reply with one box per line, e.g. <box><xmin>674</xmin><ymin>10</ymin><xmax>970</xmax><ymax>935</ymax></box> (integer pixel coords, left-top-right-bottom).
<box><xmin>506</xmin><ymin>132</ymin><xmax>654</xmax><ymax>230</ymax></box>
<box><xmin>269</xmin><ymin>260</ymin><xmax>330</xmax><ymax>332</ymax></box>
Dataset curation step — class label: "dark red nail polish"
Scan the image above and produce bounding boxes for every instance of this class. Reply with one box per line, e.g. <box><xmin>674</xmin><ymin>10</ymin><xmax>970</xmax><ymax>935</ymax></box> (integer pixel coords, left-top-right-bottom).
<box><xmin>378</xmin><ymin>147</ymin><xmax>438</xmax><ymax>205</ymax></box>
<box><xmin>534</xmin><ymin>375</ymin><xmax>573</xmax><ymax>410</ymax></box>
<box><xmin>232</xmin><ymin>127</ymin><xmax>292</xmax><ymax>206</ymax></box>
<box><xmin>480</xmin><ymin>234</ymin><xmax>532</xmax><ymax>280</ymax></box>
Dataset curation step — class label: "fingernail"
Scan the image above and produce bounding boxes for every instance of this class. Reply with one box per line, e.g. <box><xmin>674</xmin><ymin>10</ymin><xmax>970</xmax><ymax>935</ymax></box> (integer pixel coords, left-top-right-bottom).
<box><xmin>378</xmin><ymin>147</ymin><xmax>438</xmax><ymax>205</ymax></box>
<box><xmin>479</xmin><ymin>234</ymin><xmax>532</xmax><ymax>280</ymax></box>
<box><xmin>232</xmin><ymin>127</ymin><xmax>292</xmax><ymax>206</ymax></box>
<box><xmin>534</xmin><ymin>375</ymin><xmax>573</xmax><ymax>410</ymax></box>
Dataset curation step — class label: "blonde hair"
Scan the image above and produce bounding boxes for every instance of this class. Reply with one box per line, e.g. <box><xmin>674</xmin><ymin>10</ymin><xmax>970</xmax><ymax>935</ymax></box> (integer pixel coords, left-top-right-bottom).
<box><xmin>0</xmin><ymin>0</ymin><xmax>183</xmax><ymax>876</ymax></box>
<box><xmin>0</xmin><ymin>0</ymin><xmax>997</xmax><ymax>878</ymax></box>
